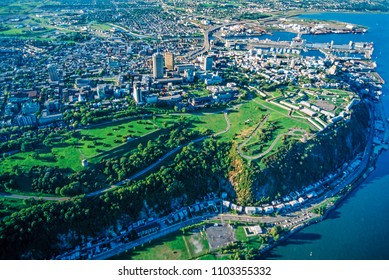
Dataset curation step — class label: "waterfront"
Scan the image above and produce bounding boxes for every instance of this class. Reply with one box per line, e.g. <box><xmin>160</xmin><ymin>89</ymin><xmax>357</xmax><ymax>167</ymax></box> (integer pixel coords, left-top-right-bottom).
<box><xmin>263</xmin><ymin>13</ymin><xmax>389</xmax><ymax>260</ymax></box>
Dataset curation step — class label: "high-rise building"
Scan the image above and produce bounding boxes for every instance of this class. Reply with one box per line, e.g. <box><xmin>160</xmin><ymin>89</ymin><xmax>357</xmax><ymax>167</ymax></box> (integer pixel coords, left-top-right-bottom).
<box><xmin>47</xmin><ymin>64</ymin><xmax>59</xmax><ymax>82</ymax></box>
<box><xmin>97</xmin><ymin>84</ymin><xmax>106</xmax><ymax>99</ymax></box>
<box><xmin>203</xmin><ymin>56</ymin><xmax>213</xmax><ymax>71</ymax></box>
<box><xmin>133</xmin><ymin>82</ymin><xmax>143</xmax><ymax>104</ymax></box>
<box><xmin>152</xmin><ymin>53</ymin><xmax>164</xmax><ymax>79</ymax></box>
<box><xmin>165</xmin><ymin>52</ymin><xmax>175</xmax><ymax>71</ymax></box>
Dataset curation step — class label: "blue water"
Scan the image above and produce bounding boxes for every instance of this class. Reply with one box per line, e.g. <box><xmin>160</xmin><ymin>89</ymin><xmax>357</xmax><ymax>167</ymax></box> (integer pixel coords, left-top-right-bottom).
<box><xmin>263</xmin><ymin>13</ymin><xmax>389</xmax><ymax>260</ymax></box>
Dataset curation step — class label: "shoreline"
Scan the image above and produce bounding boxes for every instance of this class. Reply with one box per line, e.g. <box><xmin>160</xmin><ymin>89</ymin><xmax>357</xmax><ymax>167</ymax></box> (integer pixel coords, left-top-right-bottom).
<box><xmin>259</xmin><ymin>99</ymin><xmax>388</xmax><ymax>259</ymax></box>
<box><xmin>259</xmin><ymin>164</ymin><xmax>375</xmax><ymax>259</ymax></box>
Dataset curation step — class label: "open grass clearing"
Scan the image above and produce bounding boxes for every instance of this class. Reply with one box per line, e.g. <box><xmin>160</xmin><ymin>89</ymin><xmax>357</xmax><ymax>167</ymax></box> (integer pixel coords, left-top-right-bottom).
<box><xmin>217</xmin><ymin>100</ymin><xmax>265</xmax><ymax>142</ymax></box>
<box><xmin>110</xmin><ymin>231</ymin><xmax>191</xmax><ymax>260</ymax></box>
<box><xmin>184</xmin><ymin>229</ymin><xmax>210</xmax><ymax>258</ymax></box>
<box><xmin>153</xmin><ymin>112</ymin><xmax>227</xmax><ymax>134</ymax></box>
<box><xmin>90</xmin><ymin>23</ymin><xmax>113</xmax><ymax>31</ymax></box>
<box><xmin>0</xmin><ymin>145</ymin><xmax>84</xmax><ymax>174</ymax></box>
<box><xmin>0</xmin><ymin>119</ymin><xmax>160</xmax><ymax>174</ymax></box>
<box><xmin>239</xmin><ymin>100</ymin><xmax>313</xmax><ymax>157</ymax></box>
<box><xmin>0</xmin><ymin>197</ymin><xmax>30</xmax><ymax>220</ymax></box>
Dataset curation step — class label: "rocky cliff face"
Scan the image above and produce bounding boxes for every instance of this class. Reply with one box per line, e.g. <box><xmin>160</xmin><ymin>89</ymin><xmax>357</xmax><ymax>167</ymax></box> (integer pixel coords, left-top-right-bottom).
<box><xmin>259</xmin><ymin>102</ymin><xmax>370</xmax><ymax>198</ymax></box>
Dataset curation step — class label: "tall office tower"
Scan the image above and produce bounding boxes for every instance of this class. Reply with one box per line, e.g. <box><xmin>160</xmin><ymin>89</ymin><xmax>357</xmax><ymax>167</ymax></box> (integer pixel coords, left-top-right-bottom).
<box><xmin>47</xmin><ymin>64</ymin><xmax>59</xmax><ymax>82</ymax></box>
<box><xmin>165</xmin><ymin>52</ymin><xmax>175</xmax><ymax>70</ymax></box>
<box><xmin>204</xmin><ymin>55</ymin><xmax>213</xmax><ymax>71</ymax></box>
<box><xmin>133</xmin><ymin>82</ymin><xmax>143</xmax><ymax>104</ymax></box>
<box><xmin>152</xmin><ymin>53</ymin><xmax>164</xmax><ymax>79</ymax></box>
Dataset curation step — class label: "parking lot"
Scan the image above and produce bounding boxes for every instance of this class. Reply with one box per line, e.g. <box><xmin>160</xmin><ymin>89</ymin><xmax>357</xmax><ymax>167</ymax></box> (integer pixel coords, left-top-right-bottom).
<box><xmin>206</xmin><ymin>225</ymin><xmax>235</xmax><ymax>250</ymax></box>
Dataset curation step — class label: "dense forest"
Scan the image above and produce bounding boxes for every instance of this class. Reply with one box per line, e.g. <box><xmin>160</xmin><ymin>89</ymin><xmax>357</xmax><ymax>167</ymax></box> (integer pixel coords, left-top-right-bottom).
<box><xmin>0</xmin><ymin>102</ymin><xmax>370</xmax><ymax>259</ymax></box>
<box><xmin>0</xmin><ymin>139</ymin><xmax>231</xmax><ymax>259</ymax></box>
<box><xmin>262</xmin><ymin>102</ymin><xmax>370</xmax><ymax>196</ymax></box>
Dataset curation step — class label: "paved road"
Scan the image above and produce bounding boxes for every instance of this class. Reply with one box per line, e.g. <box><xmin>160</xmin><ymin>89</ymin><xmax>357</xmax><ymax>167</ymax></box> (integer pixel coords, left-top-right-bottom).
<box><xmin>237</xmin><ymin>114</ymin><xmax>269</xmax><ymax>157</ymax></box>
<box><xmin>1</xmin><ymin>110</ymin><xmax>231</xmax><ymax>201</ymax></box>
<box><xmin>213</xmin><ymin>111</ymin><xmax>231</xmax><ymax>136</ymax></box>
<box><xmin>186</xmin><ymin>17</ymin><xmax>277</xmax><ymax>60</ymax></box>
<box><xmin>0</xmin><ymin>192</ymin><xmax>69</xmax><ymax>201</ymax></box>
<box><xmin>239</xmin><ymin>128</ymin><xmax>307</xmax><ymax>160</ymax></box>
<box><xmin>57</xmin><ymin>120</ymin><xmax>376</xmax><ymax>260</ymax></box>
<box><xmin>87</xmin><ymin>110</ymin><xmax>231</xmax><ymax>197</ymax></box>
<box><xmin>220</xmin><ymin>212</ymin><xmax>318</xmax><ymax>226</ymax></box>
<box><xmin>58</xmin><ymin>101</ymin><xmax>379</xmax><ymax>260</ymax></box>
<box><xmin>91</xmin><ymin>209</ymin><xmax>319</xmax><ymax>260</ymax></box>
<box><xmin>108</xmin><ymin>23</ymin><xmax>153</xmax><ymax>39</ymax></box>
<box><xmin>92</xmin><ymin>214</ymin><xmax>216</xmax><ymax>260</ymax></box>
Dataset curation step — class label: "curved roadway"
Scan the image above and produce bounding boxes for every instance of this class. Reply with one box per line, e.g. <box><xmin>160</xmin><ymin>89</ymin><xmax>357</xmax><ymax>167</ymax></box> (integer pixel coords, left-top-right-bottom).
<box><xmin>1</xmin><ymin>111</ymin><xmax>231</xmax><ymax>201</ymax></box>
<box><xmin>239</xmin><ymin>128</ymin><xmax>308</xmax><ymax>160</ymax></box>
<box><xmin>237</xmin><ymin>114</ymin><xmax>269</xmax><ymax>157</ymax></box>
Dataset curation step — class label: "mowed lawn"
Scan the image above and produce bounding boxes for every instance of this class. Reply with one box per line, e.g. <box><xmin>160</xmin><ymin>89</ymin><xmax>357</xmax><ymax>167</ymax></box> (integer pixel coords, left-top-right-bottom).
<box><xmin>0</xmin><ymin>112</ymin><xmax>227</xmax><ymax>175</ymax></box>
<box><xmin>111</xmin><ymin>231</ymin><xmax>191</xmax><ymax>260</ymax></box>
<box><xmin>188</xmin><ymin>113</ymin><xmax>227</xmax><ymax>133</ymax></box>
<box><xmin>111</xmin><ymin>228</ymin><xmax>214</xmax><ymax>260</ymax></box>
<box><xmin>0</xmin><ymin>119</ymin><xmax>158</xmax><ymax>174</ymax></box>
<box><xmin>153</xmin><ymin>112</ymin><xmax>227</xmax><ymax>134</ymax></box>
<box><xmin>222</xmin><ymin>98</ymin><xmax>316</xmax><ymax>161</ymax></box>
<box><xmin>218</xmin><ymin>100</ymin><xmax>268</xmax><ymax>142</ymax></box>
<box><xmin>79</xmin><ymin>119</ymin><xmax>157</xmax><ymax>158</ymax></box>
<box><xmin>0</xmin><ymin>145</ymin><xmax>84</xmax><ymax>173</ymax></box>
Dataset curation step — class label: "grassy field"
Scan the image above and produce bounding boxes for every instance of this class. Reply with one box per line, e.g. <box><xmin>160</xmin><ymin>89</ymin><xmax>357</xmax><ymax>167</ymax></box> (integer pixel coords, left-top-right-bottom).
<box><xmin>0</xmin><ymin>111</ymin><xmax>228</xmax><ymax>188</ymax></box>
<box><xmin>234</xmin><ymin>97</ymin><xmax>315</xmax><ymax>160</ymax></box>
<box><xmin>234</xmin><ymin>225</ymin><xmax>264</xmax><ymax>252</ymax></box>
<box><xmin>0</xmin><ymin>1</ymin><xmax>38</xmax><ymax>15</ymax></box>
<box><xmin>111</xmin><ymin>231</ymin><xmax>191</xmax><ymax>260</ymax></box>
<box><xmin>79</xmin><ymin>119</ymin><xmax>157</xmax><ymax>157</ymax></box>
<box><xmin>217</xmin><ymin>100</ymin><xmax>265</xmax><ymax>142</ymax></box>
<box><xmin>0</xmin><ymin>119</ymin><xmax>159</xmax><ymax>174</ymax></box>
<box><xmin>110</xmin><ymin>222</ymin><xmax>266</xmax><ymax>260</ymax></box>
<box><xmin>184</xmin><ymin>229</ymin><xmax>210</xmax><ymax>258</ymax></box>
<box><xmin>153</xmin><ymin>112</ymin><xmax>227</xmax><ymax>134</ymax></box>
<box><xmin>0</xmin><ymin>197</ymin><xmax>29</xmax><ymax>220</ymax></box>
<box><xmin>187</xmin><ymin>113</ymin><xmax>227</xmax><ymax>133</ymax></box>
<box><xmin>91</xmin><ymin>23</ymin><xmax>113</xmax><ymax>31</ymax></box>
<box><xmin>111</xmin><ymin>224</ymin><xmax>231</xmax><ymax>260</ymax></box>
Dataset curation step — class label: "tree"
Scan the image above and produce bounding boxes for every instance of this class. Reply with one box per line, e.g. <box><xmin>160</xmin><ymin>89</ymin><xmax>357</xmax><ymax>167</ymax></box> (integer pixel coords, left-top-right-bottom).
<box><xmin>21</xmin><ymin>142</ymin><xmax>33</xmax><ymax>152</ymax></box>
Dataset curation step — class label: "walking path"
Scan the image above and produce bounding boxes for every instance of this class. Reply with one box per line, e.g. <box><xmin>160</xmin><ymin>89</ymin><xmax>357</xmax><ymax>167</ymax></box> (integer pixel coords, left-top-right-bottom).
<box><xmin>239</xmin><ymin>128</ymin><xmax>308</xmax><ymax>160</ymax></box>
<box><xmin>1</xmin><ymin>111</ymin><xmax>231</xmax><ymax>201</ymax></box>
<box><xmin>237</xmin><ymin>114</ymin><xmax>269</xmax><ymax>157</ymax></box>
<box><xmin>0</xmin><ymin>192</ymin><xmax>69</xmax><ymax>201</ymax></box>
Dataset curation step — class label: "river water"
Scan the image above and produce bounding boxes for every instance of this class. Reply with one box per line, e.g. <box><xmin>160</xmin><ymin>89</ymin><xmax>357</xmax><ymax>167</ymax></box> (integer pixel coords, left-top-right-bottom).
<box><xmin>261</xmin><ymin>13</ymin><xmax>389</xmax><ymax>260</ymax></box>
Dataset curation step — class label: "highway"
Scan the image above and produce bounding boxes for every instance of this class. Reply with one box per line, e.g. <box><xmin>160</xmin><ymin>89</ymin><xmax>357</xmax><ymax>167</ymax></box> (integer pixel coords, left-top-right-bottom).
<box><xmin>186</xmin><ymin>17</ymin><xmax>276</xmax><ymax>60</ymax></box>
<box><xmin>58</xmin><ymin>118</ymin><xmax>376</xmax><ymax>260</ymax></box>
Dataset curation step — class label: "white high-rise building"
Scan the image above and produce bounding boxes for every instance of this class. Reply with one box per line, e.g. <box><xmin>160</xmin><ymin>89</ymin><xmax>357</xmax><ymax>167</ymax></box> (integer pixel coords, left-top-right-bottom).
<box><xmin>133</xmin><ymin>82</ymin><xmax>143</xmax><ymax>104</ymax></box>
<box><xmin>152</xmin><ymin>53</ymin><xmax>164</xmax><ymax>79</ymax></box>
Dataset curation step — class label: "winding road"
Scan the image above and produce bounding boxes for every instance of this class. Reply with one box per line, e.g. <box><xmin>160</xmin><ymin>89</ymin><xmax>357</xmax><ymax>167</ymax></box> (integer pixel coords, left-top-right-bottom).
<box><xmin>237</xmin><ymin>113</ymin><xmax>269</xmax><ymax>158</ymax></box>
<box><xmin>213</xmin><ymin>111</ymin><xmax>231</xmax><ymax>136</ymax></box>
<box><xmin>238</xmin><ymin>128</ymin><xmax>308</xmax><ymax>160</ymax></box>
<box><xmin>0</xmin><ymin>192</ymin><xmax>69</xmax><ymax>201</ymax></box>
<box><xmin>1</xmin><ymin>111</ymin><xmax>231</xmax><ymax>201</ymax></box>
